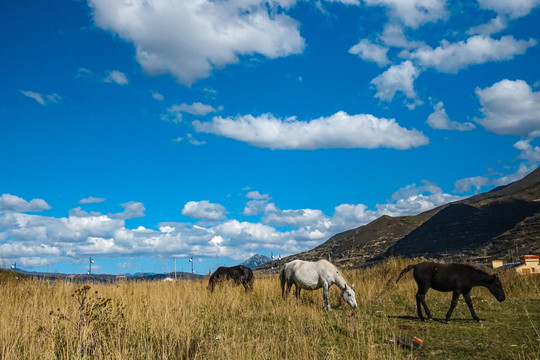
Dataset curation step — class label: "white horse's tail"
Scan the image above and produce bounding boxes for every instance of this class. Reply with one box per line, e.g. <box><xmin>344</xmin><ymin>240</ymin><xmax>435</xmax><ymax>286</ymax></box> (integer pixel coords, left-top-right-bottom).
<box><xmin>280</xmin><ymin>268</ymin><xmax>286</xmax><ymax>298</ymax></box>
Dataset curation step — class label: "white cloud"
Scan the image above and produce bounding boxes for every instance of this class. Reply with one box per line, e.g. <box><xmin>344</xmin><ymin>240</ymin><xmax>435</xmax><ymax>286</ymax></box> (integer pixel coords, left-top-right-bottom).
<box><xmin>20</xmin><ymin>90</ymin><xmax>61</xmax><ymax>106</ymax></box>
<box><xmin>363</xmin><ymin>0</ymin><xmax>448</xmax><ymax>28</ymax></box>
<box><xmin>79</xmin><ymin>197</ymin><xmax>106</xmax><ymax>204</ymax></box>
<box><xmin>477</xmin><ymin>0</ymin><xmax>540</xmax><ymax>19</ymax></box>
<box><xmin>467</xmin><ymin>15</ymin><xmax>508</xmax><ymax>35</ymax></box>
<box><xmin>349</xmin><ymin>39</ymin><xmax>390</xmax><ymax>67</ymax></box>
<box><xmin>376</xmin><ymin>180</ymin><xmax>462</xmax><ymax>216</ymax></box>
<box><xmin>475</xmin><ymin>79</ymin><xmax>540</xmax><ymax>138</ymax></box>
<box><xmin>110</xmin><ymin>202</ymin><xmax>146</xmax><ymax>220</ymax></box>
<box><xmin>0</xmin><ymin>194</ymin><xmax>51</xmax><ymax>213</ymax></box>
<box><xmin>246</xmin><ymin>191</ymin><xmax>271</xmax><ymax>200</ymax></box>
<box><xmin>104</xmin><ymin>70</ymin><xmax>129</xmax><ymax>85</ymax></box>
<box><xmin>406</xmin><ymin>35</ymin><xmax>536</xmax><ymax>73</ymax></box>
<box><xmin>371</xmin><ymin>61</ymin><xmax>420</xmax><ymax>104</ymax></box>
<box><xmin>177</xmin><ymin>102</ymin><xmax>218</xmax><ymax>116</ymax></box>
<box><xmin>0</xmin><ymin>182</ymin><xmax>464</xmax><ymax>269</ymax></box>
<box><xmin>182</xmin><ymin>200</ymin><xmax>226</xmax><ymax>221</ymax></box>
<box><xmin>380</xmin><ymin>24</ymin><xmax>424</xmax><ymax>48</ymax></box>
<box><xmin>454</xmin><ymin>175</ymin><xmax>491</xmax><ymax>193</ymax></box>
<box><xmin>152</xmin><ymin>92</ymin><xmax>164</xmax><ymax>101</ymax></box>
<box><xmin>454</xmin><ymin>163</ymin><xmax>537</xmax><ymax>193</ymax></box>
<box><xmin>194</xmin><ymin>110</ymin><xmax>428</xmax><ymax>150</ymax></box>
<box><xmin>514</xmin><ymin>139</ymin><xmax>540</xmax><ymax>162</ymax></box>
<box><xmin>89</xmin><ymin>0</ymin><xmax>304</xmax><ymax>85</ymax></box>
<box><xmin>186</xmin><ymin>133</ymin><xmax>206</xmax><ymax>146</ymax></box>
<box><xmin>427</xmin><ymin>101</ymin><xmax>476</xmax><ymax>131</ymax></box>
<box><xmin>162</xmin><ymin>102</ymin><xmax>218</xmax><ymax>123</ymax></box>
<box><xmin>263</xmin><ymin>207</ymin><xmax>329</xmax><ymax>227</ymax></box>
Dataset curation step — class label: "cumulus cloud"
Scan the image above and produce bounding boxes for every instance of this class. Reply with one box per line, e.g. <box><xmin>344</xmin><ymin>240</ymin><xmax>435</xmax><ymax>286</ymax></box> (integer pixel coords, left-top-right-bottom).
<box><xmin>194</xmin><ymin>110</ymin><xmax>428</xmax><ymax>150</ymax></box>
<box><xmin>0</xmin><ymin>181</ymin><xmax>465</xmax><ymax>269</ymax></box>
<box><xmin>454</xmin><ymin>163</ymin><xmax>536</xmax><ymax>193</ymax></box>
<box><xmin>104</xmin><ymin>70</ymin><xmax>129</xmax><ymax>85</ymax></box>
<box><xmin>371</xmin><ymin>61</ymin><xmax>421</xmax><ymax>106</ymax></box>
<box><xmin>514</xmin><ymin>139</ymin><xmax>540</xmax><ymax>162</ymax></box>
<box><xmin>20</xmin><ymin>90</ymin><xmax>61</xmax><ymax>106</ymax></box>
<box><xmin>89</xmin><ymin>0</ymin><xmax>305</xmax><ymax>85</ymax></box>
<box><xmin>454</xmin><ymin>175</ymin><xmax>491</xmax><ymax>193</ymax></box>
<box><xmin>182</xmin><ymin>200</ymin><xmax>226</xmax><ymax>221</ymax></box>
<box><xmin>475</xmin><ymin>79</ymin><xmax>540</xmax><ymax>138</ymax></box>
<box><xmin>406</xmin><ymin>35</ymin><xmax>536</xmax><ymax>73</ymax></box>
<box><xmin>110</xmin><ymin>202</ymin><xmax>146</xmax><ymax>220</ymax></box>
<box><xmin>349</xmin><ymin>39</ymin><xmax>390</xmax><ymax>67</ymax></box>
<box><xmin>0</xmin><ymin>194</ymin><xmax>51</xmax><ymax>213</ymax></box>
<box><xmin>380</xmin><ymin>23</ymin><xmax>424</xmax><ymax>48</ymax></box>
<box><xmin>162</xmin><ymin>102</ymin><xmax>218</xmax><ymax>123</ymax></box>
<box><xmin>467</xmin><ymin>15</ymin><xmax>508</xmax><ymax>35</ymax></box>
<box><xmin>376</xmin><ymin>180</ymin><xmax>462</xmax><ymax>216</ymax></box>
<box><xmin>363</xmin><ymin>0</ymin><xmax>448</xmax><ymax>28</ymax></box>
<box><xmin>427</xmin><ymin>101</ymin><xmax>476</xmax><ymax>131</ymax></box>
<box><xmin>79</xmin><ymin>197</ymin><xmax>106</xmax><ymax>204</ymax></box>
<box><xmin>476</xmin><ymin>0</ymin><xmax>540</xmax><ymax>19</ymax></box>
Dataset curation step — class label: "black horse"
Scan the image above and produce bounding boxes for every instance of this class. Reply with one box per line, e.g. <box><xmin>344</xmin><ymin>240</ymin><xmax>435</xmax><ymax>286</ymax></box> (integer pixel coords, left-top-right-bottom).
<box><xmin>208</xmin><ymin>265</ymin><xmax>254</xmax><ymax>292</ymax></box>
<box><xmin>396</xmin><ymin>262</ymin><xmax>505</xmax><ymax>323</ymax></box>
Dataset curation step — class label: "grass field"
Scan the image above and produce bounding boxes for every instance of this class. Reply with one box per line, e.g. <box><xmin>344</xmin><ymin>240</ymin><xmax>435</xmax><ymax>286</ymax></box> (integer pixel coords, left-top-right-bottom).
<box><xmin>0</xmin><ymin>258</ymin><xmax>539</xmax><ymax>359</ymax></box>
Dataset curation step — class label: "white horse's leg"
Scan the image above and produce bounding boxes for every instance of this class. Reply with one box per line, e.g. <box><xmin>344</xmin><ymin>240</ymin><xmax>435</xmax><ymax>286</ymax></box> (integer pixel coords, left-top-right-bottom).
<box><xmin>322</xmin><ymin>282</ymin><xmax>330</xmax><ymax>310</ymax></box>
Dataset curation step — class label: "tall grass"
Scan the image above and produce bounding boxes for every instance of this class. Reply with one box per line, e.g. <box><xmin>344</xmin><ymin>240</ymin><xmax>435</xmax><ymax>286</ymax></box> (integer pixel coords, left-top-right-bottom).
<box><xmin>0</xmin><ymin>258</ymin><xmax>538</xmax><ymax>359</ymax></box>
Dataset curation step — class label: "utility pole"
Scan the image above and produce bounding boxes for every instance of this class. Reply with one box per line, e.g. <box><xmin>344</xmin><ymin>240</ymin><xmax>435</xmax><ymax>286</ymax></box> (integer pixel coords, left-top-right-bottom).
<box><xmin>88</xmin><ymin>257</ymin><xmax>94</xmax><ymax>275</ymax></box>
<box><xmin>174</xmin><ymin>257</ymin><xmax>177</xmax><ymax>280</ymax></box>
<box><xmin>189</xmin><ymin>256</ymin><xmax>193</xmax><ymax>274</ymax></box>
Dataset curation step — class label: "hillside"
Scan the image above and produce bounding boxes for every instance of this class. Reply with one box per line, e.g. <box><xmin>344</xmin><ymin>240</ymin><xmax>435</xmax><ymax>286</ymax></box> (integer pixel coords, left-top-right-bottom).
<box><xmin>257</xmin><ymin>167</ymin><xmax>540</xmax><ymax>270</ymax></box>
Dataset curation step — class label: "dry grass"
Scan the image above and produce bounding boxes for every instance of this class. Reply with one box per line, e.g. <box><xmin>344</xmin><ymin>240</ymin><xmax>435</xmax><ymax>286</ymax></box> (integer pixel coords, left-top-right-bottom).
<box><xmin>1</xmin><ymin>258</ymin><xmax>539</xmax><ymax>359</ymax></box>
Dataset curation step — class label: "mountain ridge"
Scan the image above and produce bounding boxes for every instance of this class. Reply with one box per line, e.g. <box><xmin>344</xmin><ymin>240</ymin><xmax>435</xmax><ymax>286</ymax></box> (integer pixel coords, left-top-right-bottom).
<box><xmin>256</xmin><ymin>167</ymin><xmax>540</xmax><ymax>271</ymax></box>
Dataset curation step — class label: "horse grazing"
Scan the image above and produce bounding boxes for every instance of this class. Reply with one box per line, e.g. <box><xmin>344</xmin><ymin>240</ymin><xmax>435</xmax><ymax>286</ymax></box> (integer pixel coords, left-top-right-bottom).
<box><xmin>208</xmin><ymin>265</ymin><xmax>254</xmax><ymax>292</ymax></box>
<box><xmin>396</xmin><ymin>262</ymin><xmax>505</xmax><ymax>323</ymax></box>
<box><xmin>280</xmin><ymin>259</ymin><xmax>357</xmax><ymax>310</ymax></box>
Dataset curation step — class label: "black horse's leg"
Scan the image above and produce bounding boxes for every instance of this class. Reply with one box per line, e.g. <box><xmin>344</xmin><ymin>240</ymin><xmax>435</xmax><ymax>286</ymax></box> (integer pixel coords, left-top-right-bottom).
<box><xmin>463</xmin><ymin>292</ymin><xmax>482</xmax><ymax>323</ymax></box>
<box><xmin>445</xmin><ymin>290</ymin><xmax>461</xmax><ymax>323</ymax></box>
<box><xmin>415</xmin><ymin>291</ymin><xmax>425</xmax><ymax>321</ymax></box>
<box><xmin>416</xmin><ymin>286</ymin><xmax>431</xmax><ymax>321</ymax></box>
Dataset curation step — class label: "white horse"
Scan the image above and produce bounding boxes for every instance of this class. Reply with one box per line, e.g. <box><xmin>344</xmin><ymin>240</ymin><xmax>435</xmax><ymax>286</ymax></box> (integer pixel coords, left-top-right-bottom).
<box><xmin>280</xmin><ymin>259</ymin><xmax>357</xmax><ymax>310</ymax></box>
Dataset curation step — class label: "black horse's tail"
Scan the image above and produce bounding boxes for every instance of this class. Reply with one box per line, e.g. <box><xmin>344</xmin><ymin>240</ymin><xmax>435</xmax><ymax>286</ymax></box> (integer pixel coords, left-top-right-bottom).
<box><xmin>396</xmin><ymin>264</ymin><xmax>416</xmax><ymax>283</ymax></box>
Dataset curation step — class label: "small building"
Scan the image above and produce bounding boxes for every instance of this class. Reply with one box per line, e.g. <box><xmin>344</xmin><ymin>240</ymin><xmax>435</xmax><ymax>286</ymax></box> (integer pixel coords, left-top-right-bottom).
<box><xmin>515</xmin><ymin>255</ymin><xmax>540</xmax><ymax>274</ymax></box>
<box><xmin>491</xmin><ymin>255</ymin><xmax>540</xmax><ymax>274</ymax></box>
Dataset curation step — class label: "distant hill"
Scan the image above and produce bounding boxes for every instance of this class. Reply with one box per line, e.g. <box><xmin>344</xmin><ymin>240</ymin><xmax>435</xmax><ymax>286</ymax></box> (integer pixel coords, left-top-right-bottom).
<box><xmin>256</xmin><ymin>167</ymin><xmax>540</xmax><ymax>271</ymax></box>
<box><xmin>241</xmin><ymin>254</ymin><xmax>272</xmax><ymax>268</ymax></box>
<box><xmin>6</xmin><ymin>269</ymin><xmax>203</xmax><ymax>282</ymax></box>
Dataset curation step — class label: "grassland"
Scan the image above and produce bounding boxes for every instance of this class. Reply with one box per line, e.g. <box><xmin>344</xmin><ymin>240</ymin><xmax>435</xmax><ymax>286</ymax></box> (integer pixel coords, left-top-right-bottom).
<box><xmin>0</xmin><ymin>258</ymin><xmax>539</xmax><ymax>359</ymax></box>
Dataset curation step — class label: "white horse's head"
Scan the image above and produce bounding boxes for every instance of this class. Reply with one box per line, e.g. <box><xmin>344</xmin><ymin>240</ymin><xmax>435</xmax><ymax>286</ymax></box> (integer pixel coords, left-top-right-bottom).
<box><xmin>342</xmin><ymin>284</ymin><xmax>357</xmax><ymax>308</ymax></box>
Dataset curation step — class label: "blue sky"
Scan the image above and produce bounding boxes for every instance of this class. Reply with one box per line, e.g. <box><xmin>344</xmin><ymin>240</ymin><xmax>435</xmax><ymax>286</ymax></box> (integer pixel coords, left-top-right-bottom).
<box><xmin>1</xmin><ymin>0</ymin><xmax>539</xmax><ymax>275</ymax></box>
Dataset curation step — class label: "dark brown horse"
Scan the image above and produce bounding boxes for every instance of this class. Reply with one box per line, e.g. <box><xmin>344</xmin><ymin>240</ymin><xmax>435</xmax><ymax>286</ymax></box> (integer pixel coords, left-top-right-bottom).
<box><xmin>396</xmin><ymin>262</ymin><xmax>505</xmax><ymax>323</ymax></box>
<box><xmin>208</xmin><ymin>265</ymin><xmax>254</xmax><ymax>292</ymax></box>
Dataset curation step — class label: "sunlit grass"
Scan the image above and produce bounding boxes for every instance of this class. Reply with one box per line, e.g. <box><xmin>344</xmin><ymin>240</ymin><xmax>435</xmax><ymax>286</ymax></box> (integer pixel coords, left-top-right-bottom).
<box><xmin>0</xmin><ymin>258</ymin><xmax>538</xmax><ymax>359</ymax></box>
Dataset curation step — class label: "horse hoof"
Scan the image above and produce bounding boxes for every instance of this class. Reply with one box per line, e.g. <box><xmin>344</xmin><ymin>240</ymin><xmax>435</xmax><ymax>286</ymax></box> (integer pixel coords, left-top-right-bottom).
<box><xmin>445</xmin><ymin>320</ymin><xmax>451</xmax><ymax>324</ymax></box>
<box><xmin>428</xmin><ymin>318</ymin><xmax>433</xmax><ymax>322</ymax></box>
<box><xmin>477</xmin><ymin>320</ymin><xmax>483</xmax><ymax>324</ymax></box>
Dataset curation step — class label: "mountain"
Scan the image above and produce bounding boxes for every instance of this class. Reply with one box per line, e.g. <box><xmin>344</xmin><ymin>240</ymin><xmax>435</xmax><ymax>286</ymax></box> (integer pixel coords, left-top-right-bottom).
<box><xmin>241</xmin><ymin>254</ymin><xmax>272</xmax><ymax>268</ymax></box>
<box><xmin>256</xmin><ymin>167</ymin><xmax>540</xmax><ymax>270</ymax></box>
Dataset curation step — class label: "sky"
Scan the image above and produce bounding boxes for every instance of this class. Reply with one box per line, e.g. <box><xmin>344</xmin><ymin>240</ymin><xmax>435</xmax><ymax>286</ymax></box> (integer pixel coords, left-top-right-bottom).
<box><xmin>1</xmin><ymin>0</ymin><xmax>539</xmax><ymax>275</ymax></box>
